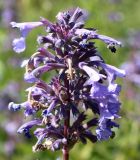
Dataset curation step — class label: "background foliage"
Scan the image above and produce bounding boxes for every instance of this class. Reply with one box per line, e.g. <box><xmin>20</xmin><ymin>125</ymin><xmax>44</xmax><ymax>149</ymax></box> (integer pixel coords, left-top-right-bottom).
<box><xmin>0</xmin><ymin>0</ymin><xmax>140</xmax><ymax>160</ymax></box>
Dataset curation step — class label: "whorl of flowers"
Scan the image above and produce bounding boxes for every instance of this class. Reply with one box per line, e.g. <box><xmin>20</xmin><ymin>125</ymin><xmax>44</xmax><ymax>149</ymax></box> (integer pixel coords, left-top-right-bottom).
<box><xmin>9</xmin><ymin>8</ymin><xmax>125</xmax><ymax>152</ymax></box>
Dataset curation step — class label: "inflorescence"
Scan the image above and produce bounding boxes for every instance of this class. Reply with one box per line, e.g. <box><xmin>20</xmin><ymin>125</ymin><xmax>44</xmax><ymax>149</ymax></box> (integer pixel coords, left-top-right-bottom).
<box><xmin>9</xmin><ymin>8</ymin><xmax>125</xmax><ymax>152</ymax></box>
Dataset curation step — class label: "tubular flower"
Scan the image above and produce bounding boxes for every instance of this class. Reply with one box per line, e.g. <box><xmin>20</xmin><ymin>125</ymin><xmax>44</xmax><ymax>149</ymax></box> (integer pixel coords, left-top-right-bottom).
<box><xmin>11</xmin><ymin>21</ymin><xmax>43</xmax><ymax>53</ymax></box>
<box><xmin>9</xmin><ymin>8</ymin><xmax>125</xmax><ymax>152</ymax></box>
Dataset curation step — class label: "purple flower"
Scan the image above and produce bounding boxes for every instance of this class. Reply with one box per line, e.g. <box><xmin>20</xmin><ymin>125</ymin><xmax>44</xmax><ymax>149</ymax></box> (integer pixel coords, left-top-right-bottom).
<box><xmin>96</xmin><ymin>34</ymin><xmax>121</xmax><ymax>46</ymax></box>
<box><xmin>75</xmin><ymin>28</ymin><xmax>121</xmax><ymax>53</ymax></box>
<box><xmin>9</xmin><ymin>101</ymin><xmax>37</xmax><ymax>117</ymax></box>
<box><xmin>100</xmin><ymin>63</ymin><xmax>125</xmax><ymax>83</ymax></box>
<box><xmin>10</xmin><ymin>21</ymin><xmax>43</xmax><ymax>37</ymax></box>
<box><xmin>11</xmin><ymin>21</ymin><xmax>43</xmax><ymax>53</ymax></box>
<box><xmin>90</xmin><ymin>82</ymin><xmax>121</xmax><ymax>98</ymax></box>
<box><xmin>96</xmin><ymin>119</ymin><xmax>119</xmax><ymax>140</ymax></box>
<box><xmin>9</xmin><ymin>8</ymin><xmax>125</xmax><ymax>154</ymax></box>
<box><xmin>79</xmin><ymin>62</ymin><xmax>101</xmax><ymax>83</ymax></box>
<box><xmin>17</xmin><ymin>119</ymin><xmax>42</xmax><ymax>138</ymax></box>
<box><xmin>24</xmin><ymin>63</ymin><xmax>66</xmax><ymax>83</ymax></box>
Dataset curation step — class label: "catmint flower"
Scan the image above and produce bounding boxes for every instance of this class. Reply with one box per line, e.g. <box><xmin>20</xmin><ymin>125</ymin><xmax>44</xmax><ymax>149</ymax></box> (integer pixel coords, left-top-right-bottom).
<box><xmin>9</xmin><ymin>7</ymin><xmax>125</xmax><ymax>158</ymax></box>
<box><xmin>11</xmin><ymin>21</ymin><xmax>43</xmax><ymax>53</ymax></box>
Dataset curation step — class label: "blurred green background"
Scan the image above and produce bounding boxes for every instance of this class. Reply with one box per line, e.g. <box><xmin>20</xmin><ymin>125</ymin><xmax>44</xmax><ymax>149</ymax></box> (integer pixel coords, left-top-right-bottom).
<box><xmin>0</xmin><ymin>0</ymin><xmax>140</xmax><ymax>160</ymax></box>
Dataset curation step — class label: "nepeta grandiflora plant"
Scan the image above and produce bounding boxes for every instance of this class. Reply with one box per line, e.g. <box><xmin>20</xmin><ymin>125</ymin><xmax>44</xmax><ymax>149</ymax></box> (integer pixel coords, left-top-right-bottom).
<box><xmin>9</xmin><ymin>8</ymin><xmax>125</xmax><ymax>160</ymax></box>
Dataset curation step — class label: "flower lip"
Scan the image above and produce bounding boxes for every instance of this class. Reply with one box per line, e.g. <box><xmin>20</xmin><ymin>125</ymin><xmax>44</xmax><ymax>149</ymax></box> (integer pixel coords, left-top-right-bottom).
<box><xmin>96</xmin><ymin>127</ymin><xmax>112</xmax><ymax>140</ymax></box>
<box><xmin>12</xmin><ymin>37</ymin><xmax>26</xmax><ymax>53</ymax></box>
<box><xmin>8</xmin><ymin>102</ymin><xmax>21</xmax><ymax>111</ymax></box>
